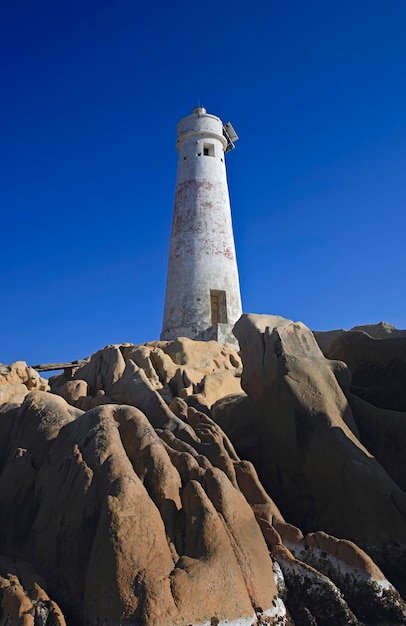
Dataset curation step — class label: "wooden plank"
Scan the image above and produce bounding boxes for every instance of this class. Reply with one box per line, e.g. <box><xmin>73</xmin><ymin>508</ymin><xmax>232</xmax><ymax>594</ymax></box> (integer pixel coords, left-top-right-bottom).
<box><xmin>30</xmin><ymin>360</ymin><xmax>88</xmax><ymax>372</ymax></box>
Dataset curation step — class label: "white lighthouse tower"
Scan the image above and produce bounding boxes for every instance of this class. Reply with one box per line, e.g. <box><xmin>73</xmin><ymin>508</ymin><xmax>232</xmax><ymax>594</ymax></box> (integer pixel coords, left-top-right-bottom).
<box><xmin>161</xmin><ymin>106</ymin><xmax>242</xmax><ymax>344</ymax></box>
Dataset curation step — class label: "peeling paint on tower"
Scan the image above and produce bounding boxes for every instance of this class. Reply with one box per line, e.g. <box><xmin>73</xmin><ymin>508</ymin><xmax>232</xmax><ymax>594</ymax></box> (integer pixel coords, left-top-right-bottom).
<box><xmin>161</xmin><ymin>107</ymin><xmax>242</xmax><ymax>344</ymax></box>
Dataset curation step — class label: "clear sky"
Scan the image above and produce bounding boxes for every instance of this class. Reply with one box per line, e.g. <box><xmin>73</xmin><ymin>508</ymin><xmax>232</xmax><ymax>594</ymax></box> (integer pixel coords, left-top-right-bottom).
<box><xmin>2</xmin><ymin>1</ymin><xmax>406</xmax><ymax>366</ymax></box>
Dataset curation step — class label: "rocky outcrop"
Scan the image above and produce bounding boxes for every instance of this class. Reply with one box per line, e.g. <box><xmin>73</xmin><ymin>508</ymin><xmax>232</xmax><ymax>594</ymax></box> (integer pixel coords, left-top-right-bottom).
<box><xmin>2</xmin><ymin>322</ymin><xmax>406</xmax><ymax>625</ymax></box>
<box><xmin>284</xmin><ymin>531</ymin><xmax>406</xmax><ymax>625</ymax></box>
<box><xmin>313</xmin><ymin>321</ymin><xmax>406</xmax><ymax>353</ymax></box>
<box><xmin>0</xmin><ymin>390</ymin><xmax>282</xmax><ymax>625</ymax></box>
<box><xmin>50</xmin><ymin>337</ymin><xmax>243</xmax><ymax>413</ymax></box>
<box><xmin>0</xmin><ymin>362</ymin><xmax>49</xmax><ymax>391</ymax></box>
<box><xmin>0</xmin><ymin>556</ymin><xmax>66</xmax><ymax>626</ymax></box>
<box><xmin>0</xmin><ymin>362</ymin><xmax>49</xmax><ymax>407</ymax></box>
<box><xmin>351</xmin><ymin>321</ymin><xmax>406</xmax><ymax>339</ymax></box>
<box><xmin>272</xmin><ymin>543</ymin><xmax>360</xmax><ymax>626</ymax></box>
<box><xmin>349</xmin><ymin>393</ymin><xmax>406</xmax><ymax>492</ymax></box>
<box><xmin>233</xmin><ymin>314</ymin><xmax>406</xmax><ymax>595</ymax></box>
<box><xmin>212</xmin><ymin>394</ymin><xmax>260</xmax><ymax>467</ymax></box>
<box><xmin>315</xmin><ymin>323</ymin><xmax>406</xmax><ymax>411</ymax></box>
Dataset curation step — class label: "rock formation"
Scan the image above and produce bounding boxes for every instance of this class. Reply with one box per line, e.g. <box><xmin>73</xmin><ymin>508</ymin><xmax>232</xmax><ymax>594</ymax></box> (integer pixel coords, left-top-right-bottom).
<box><xmin>233</xmin><ymin>314</ymin><xmax>406</xmax><ymax>603</ymax></box>
<box><xmin>0</xmin><ymin>362</ymin><xmax>49</xmax><ymax>406</ymax></box>
<box><xmin>315</xmin><ymin>323</ymin><xmax>406</xmax><ymax>411</ymax></box>
<box><xmin>0</xmin><ymin>317</ymin><xmax>405</xmax><ymax>625</ymax></box>
<box><xmin>0</xmin><ymin>556</ymin><xmax>66</xmax><ymax>626</ymax></box>
<box><xmin>0</xmin><ymin>346</ymin><xmax>282</xmax><ymax>625</ymax></box>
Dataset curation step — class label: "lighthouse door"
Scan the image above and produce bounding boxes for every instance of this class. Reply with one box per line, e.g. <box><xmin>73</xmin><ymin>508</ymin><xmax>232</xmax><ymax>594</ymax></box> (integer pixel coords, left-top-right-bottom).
<box><xmin>210</xmin><ymin>290</ymin><xmax>228</xmax><ymax>325</ymax></box>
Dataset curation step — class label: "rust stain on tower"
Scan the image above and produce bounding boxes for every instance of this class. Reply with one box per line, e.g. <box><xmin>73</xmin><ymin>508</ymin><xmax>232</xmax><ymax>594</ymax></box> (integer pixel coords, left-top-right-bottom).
<box><xmin>161</xmin><ymin>107</ymin><xmax>242</xmax><ymax>345</ymax></box>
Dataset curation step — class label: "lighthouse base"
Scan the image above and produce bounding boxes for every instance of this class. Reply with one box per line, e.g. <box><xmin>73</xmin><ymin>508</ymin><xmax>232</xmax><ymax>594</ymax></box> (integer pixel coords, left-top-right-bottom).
<box><xmin>160</xmin><ymin>323</ymin><xmax>239</xmax><ymax>348</ymax></box>
<box><xmin>199</xmin><ymin>323</ymin><xmax>239</xmax><ymax>347</ymax></box>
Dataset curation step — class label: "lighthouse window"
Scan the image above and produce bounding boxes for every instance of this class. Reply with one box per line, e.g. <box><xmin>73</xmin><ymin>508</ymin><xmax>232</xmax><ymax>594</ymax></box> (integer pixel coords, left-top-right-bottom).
<box><xmin>203</xmin><ymin>143</ymin><xmax>214</xmax><ymax>157</ymax></box>
<box><xmin>210</xmin><ymin>290</ymin><xmax>228</xmax><ymax>325</ymax></box>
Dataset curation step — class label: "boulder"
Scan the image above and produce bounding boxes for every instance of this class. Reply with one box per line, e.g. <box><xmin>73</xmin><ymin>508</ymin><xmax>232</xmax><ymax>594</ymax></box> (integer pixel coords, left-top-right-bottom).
<box><xmin>123</xmin><ymin>345</ymin><xmax>163</xmax><ymax>389</ymax></box>
<box><xmin>71</xmin><ymin>345</ymin><xmax>126</xmax><ymax>396</ymax></box>
<box><xmin>4</xmin><ymin>391</ymin><xmax>81</xmax><ymax>469</ymax></box>
<box><xmin>2</xmin><ymin>328</ymin><xmax>406</xmax><ymax>624</ymax></box>
<box><xmin>233</xmin><ymin>314</ymin><xmax>406</xmax><ymax>551</ymax></box>
<box><xmin>212</xmin><ymin>393</ymin><xmax>259</xmax><ymax>465</ymax></box>
<box><xmin>272</xmin><ymin>543</ymin><xmax>359</xmax><ymax>626</ymax></box>
<box><xmin>0</xmin><ymin>392</ymin><xmax>83</xmax><ymax>554</ymax></box>
<box><xmin>0</xmin><ymin>392</ymin><xmax>282</xmax><ymax>625</ymax></box>
<box><xmin>109</xmin><ymin>359</ymin><xmax>198</xmax><ymax>444</ymax></box>
<box><xmin>313</xmin><ymin>322</ymin><xmax>406</xmax><ymax>356</ymax></box>
<box><xmin>0</xmin><ymin>383</ymin><xmax>29</xmax><ymax>406</ymax></box>
<box><xmin>233</xmin><ymin>459</ymin><xmax>284</xmax><ymax>528</ymax></box>
<box><xmin>350</xmin><ymin>321</ymin><xmax>406</xmax><ymax>339</ymax></box>
<box><xmin>162</xmin><ymin>337</ymin><xmax>241</xmax><ymax>373</ymax></box>
<box><xmin>188</xmin><ymin>370</ymin><xmax>243</xmax><ymax>409</ymax></box>
<box><xmin>0</xmin><ymin>362</ymin><xmax>49</xmax><ymax>392</ymax></box>
<box><xmin>282</xmin><ymin>530</ymin><xmax>406</xmax><ymax>624</ymax></box>
<box><xmin>349</xmin><ymin>393</ymin><xmax>406</xmax><ymax>493</ymax></box>
<box><xmin>203</xmin><ymin>467</ymin><xmax>282</xmax><ymax>618</ymax></box>
<box><xmin>52</xmin><ymin>379</ymin><xmax>88</xmax><ymax>404</ymax></box>
<box><xmin>0</xmin><ymin>556</ymin><xmax>66</xmax><ymax>626</ymax></box>
<box><xmin>324</xmin><ymin>328</ymin><xmax>406</xmax><ymax>411</ymax></box>
<box><xmin>32</xmin><ymin>403</ymin><xmax>179</xmax><ymax>624</ymax></box>
<box><xmin>50</xmin><ymin>339</ymin><xmax>243</xmax><ymax>418</ymax></box>
<box><xmin>312</xmin><ymin>329</ymin><xmax>346</xmax><ymax>353</ymax></box>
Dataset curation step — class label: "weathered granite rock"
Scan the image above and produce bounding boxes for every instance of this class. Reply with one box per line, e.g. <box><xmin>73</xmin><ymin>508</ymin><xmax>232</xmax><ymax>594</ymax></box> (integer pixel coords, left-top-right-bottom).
<box><xmin>281</xmin><ymin>530</ymin><xmax>406</xmax><ymax>624</ymax></box>
<box><xmin>313</xmin><ymin>322</ymin><xmax>406</xmax><ymax>355</ymax></box>
<box><xmin>0</xmin><ymin>382</ymin><xmax>29</xmax><ymax>406</ymax></box>
<box><xmin>272</xmin><ymin>543</ymin><xmax>359</xmax><ymax>626</ymax></box>
<box><xmin>123</xmin><ymin>344</ymin><xmax>163</xmax><ymax>389</ymax></box>
<box><xmin>313</xmin><ymin>328</ymin><xmax>346</xmax><ymax>353</ymax></box>
<box><xmin>52</xmin><ymin>379</ymin><xmax>89</xmax><ymax>405</ymax></box>
<box><xmin>0</xmin><ymin>362</ymin><xmax>49</xmax><ymax>411</ymax></box>
<box><xmin>0</xmin><ymin>391</ymin><xmax>282</xmax><ymax>625</ymax></box>
<box><xmin>162</xmin><ymin>337</ymin><xmax>242</xmax><ymax>372</ymax></box>
<box><xmin>0</xmin><ymin>362</ymin><xmax>49</xmax><ymax>392</ymax></box>
<box><xmin>233</xmin><ymin>314</ymin><xmax>406</xmax><ymax>550</ymax></box>
<box><xmin>212</xmin><ymin>394</ymin><xmax>260</xmax><ymax>465</ymax></box>
<box><xmin>351</xmin><ymin>321</ymin><xmax>406</xmax><ymax>339</ymax></box>
<box><xmin>3</xmin><ymin>326</ymin><xmax>406</xmax><ymax>625</ymax></box>
<box><xmin>190</xmin><ymin>370</ymin><xmax>243</xmax><ymax>409</ymax></box>
<box><xmin>0</xmin><ymin>557</ymin><xmax>66</xmax><ymax>626</ymax></box>
<box><xmin>233</xmin><ymin>459</ymin><xmax>284</xmax><ymax>528</ymax></box>
<box><xmin>349</xmin><ymin>393</ymin><xmax>406</xmax><ymax>492</ymax></box>
<box><xmin>324</xmin><ymin>327</ymin><xmax>406</xmax><ymax>411</ymax></box>
<box><xmin>71</xmin><ymin>345</ymin><xmax>126</xmax><ymax>396</ymax></box>
<box><xmin>50</xmin><ymin>338</ymin><xmax>243</xmax><ymax>414</ymax></box>
<box><xmin>109</xmin><ymin>359</ymin><xmax>179</xmax><ymax>426</ymax></box>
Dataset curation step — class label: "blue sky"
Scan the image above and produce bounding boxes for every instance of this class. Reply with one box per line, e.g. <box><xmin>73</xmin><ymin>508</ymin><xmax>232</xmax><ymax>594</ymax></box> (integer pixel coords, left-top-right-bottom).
<box><xmin>2</xmin><ymin>1</ymin><xmax>406</xmax><ymax>365</ymax></box>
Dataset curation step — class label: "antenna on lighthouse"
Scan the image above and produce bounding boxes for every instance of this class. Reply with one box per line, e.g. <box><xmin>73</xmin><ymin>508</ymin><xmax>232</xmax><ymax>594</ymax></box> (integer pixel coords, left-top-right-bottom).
<box><xmin>223</xmin><ymin>122</ymin><xmax>239</xmax><ymax>152</ymax></box>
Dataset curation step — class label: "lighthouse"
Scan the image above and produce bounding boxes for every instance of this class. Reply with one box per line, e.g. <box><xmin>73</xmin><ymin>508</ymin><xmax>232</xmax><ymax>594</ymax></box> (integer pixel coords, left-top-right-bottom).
<box><xmin>161</xmin><ymin>106</ymin><xmax>242</xmax><ymax>344</ymax></box>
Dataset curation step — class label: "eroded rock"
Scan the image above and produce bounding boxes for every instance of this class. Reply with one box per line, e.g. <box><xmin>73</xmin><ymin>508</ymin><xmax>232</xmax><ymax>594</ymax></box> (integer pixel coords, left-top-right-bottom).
<box><xmin>233</xmin><ymin>314</ymin><xmax>406</xmax><ymax>552</ymax></box>
<box><xmin>0</xmin><ymin>556</ymin><xmax>66</xmax><ymax>626</ymax></box>
<box><xmin>324</xmin><ymin>327</ymin><xmax>406</xmax><ymax>411</ymax></box>
<box><xmin>2</xmin><ymin>323</ymin><xmax>406</xmax><ymax>625</ymax></box>
<box><xmin>0</xmin><ymin>393</ymin><xmax>282</xmax><ymax>625</ymax></box>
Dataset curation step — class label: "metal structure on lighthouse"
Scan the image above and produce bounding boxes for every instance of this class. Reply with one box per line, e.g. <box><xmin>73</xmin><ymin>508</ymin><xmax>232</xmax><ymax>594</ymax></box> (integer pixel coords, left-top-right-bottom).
<box><xmin>161</xmin><ymin>106</ymin><xmax>242</xmax><ymax>344</ymax></box>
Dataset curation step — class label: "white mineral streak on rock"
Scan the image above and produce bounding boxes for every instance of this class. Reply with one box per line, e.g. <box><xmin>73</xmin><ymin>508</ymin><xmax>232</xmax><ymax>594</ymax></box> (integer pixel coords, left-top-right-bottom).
<box><xmin>193</xmin><ymin>600</ymin><xmax>288</xmax><ymax>625</ymax></box>
<box><xmin>272</xmin><ymin>559</ymin><xmax>286</xmax><ymax>596</ymax></box>
<box><xmin>281</xmin><ymin>555</ymin><xmax>342</xmax><ymax>594</ymax></box>
<box><xmin>287</xmin><ymin>540</ymin><xmax>396</xmax><ymax>593</ymax></box>
<box><xmin>263</xmin><ymin>596</ymin><xmax>288</xmax><ymax>623</ymax></box>
<box><xmin>194</xmin><ymin>616</ymin><xmax>254</xmax><ymax>626</ymax></box>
